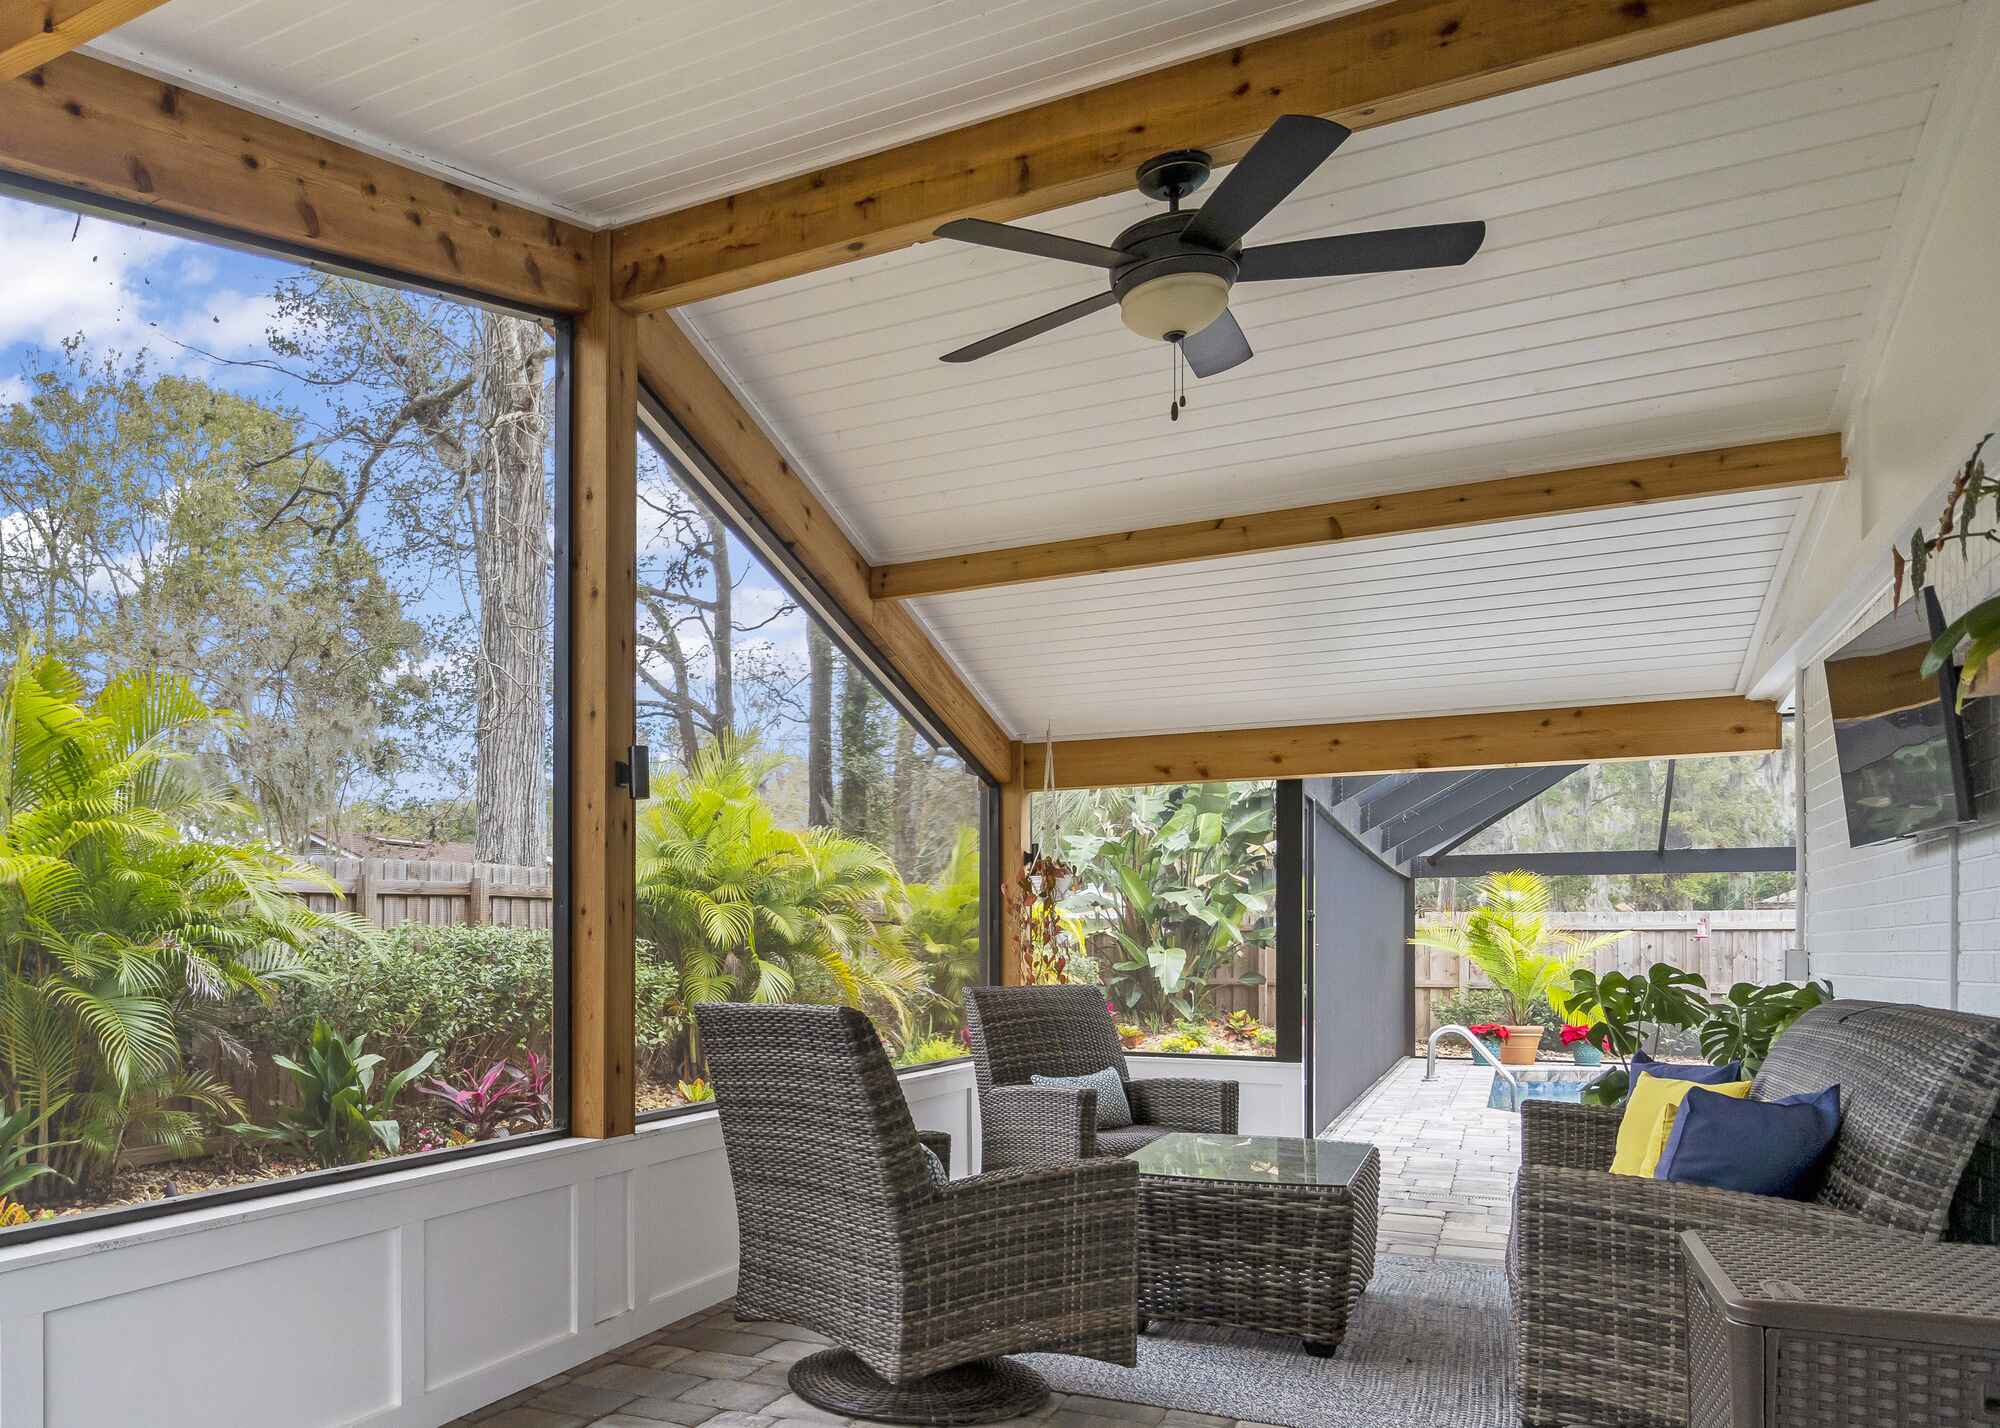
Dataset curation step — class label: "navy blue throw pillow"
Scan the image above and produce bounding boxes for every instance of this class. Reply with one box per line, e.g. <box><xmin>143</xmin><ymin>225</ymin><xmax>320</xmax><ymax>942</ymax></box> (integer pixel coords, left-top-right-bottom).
<box><xmin>1655</xmin><ymin>1083</ymin><xmax>1841</xmax><ymax>1198</ymax></box>
<box><xmin>1630</xmin><ymin>1048</ymin><xmax>1743</xmax><ymax>1088</ymax></box>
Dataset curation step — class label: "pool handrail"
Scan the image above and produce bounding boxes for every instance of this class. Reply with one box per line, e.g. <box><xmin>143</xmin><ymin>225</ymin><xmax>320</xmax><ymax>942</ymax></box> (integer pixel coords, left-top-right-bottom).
<box><xmin>1425</xmin><ymin>1023</ymin><xmax>1522</xmax><ymax>1102</ymax></box>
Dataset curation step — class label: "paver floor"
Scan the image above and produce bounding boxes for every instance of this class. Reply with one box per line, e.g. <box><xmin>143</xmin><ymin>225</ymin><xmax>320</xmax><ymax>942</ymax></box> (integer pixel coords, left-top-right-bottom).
<box><xmin>1319</xmin><ymin>1057</ymin><xmax>1517</xmax><ymax>1263</ymax></box>
<box><xmin>450</xmin><ymin>1302</ymin><xmax>1259</xmax><ymax>1428</ymax></box>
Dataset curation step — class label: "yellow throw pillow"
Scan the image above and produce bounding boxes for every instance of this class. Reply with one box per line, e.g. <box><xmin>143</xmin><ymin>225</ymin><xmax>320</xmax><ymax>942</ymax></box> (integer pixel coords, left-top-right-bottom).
<box><xmin>1610</xmin><ymin>1073</ymin><xmax>1752</xmax><ymax>1177</ymax></box>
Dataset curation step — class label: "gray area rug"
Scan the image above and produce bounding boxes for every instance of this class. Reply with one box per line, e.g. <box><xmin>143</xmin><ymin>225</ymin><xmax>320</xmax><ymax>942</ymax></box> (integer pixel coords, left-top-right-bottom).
<box><xmin>1023</xmin><ymin>1256</ymin><xmax>1514</xmax><ymax>1428</ymax></box>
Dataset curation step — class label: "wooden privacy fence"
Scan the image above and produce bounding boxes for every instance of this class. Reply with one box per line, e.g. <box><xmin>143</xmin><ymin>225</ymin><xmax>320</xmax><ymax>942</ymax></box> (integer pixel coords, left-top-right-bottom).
<box><xmin>1413</xmin><ymin>910</ymin><xmax>1796</xmax><ymax>1034</ymax></box>
<box><xmin>1084</xmin><ymin>930</ymin><xmax>1279</xmax><ymax>1028</ymax></box>
<box><xmin>282</xmin><ymin>856</ymin><xmax>555</xmax><ymax>930</ymax></box>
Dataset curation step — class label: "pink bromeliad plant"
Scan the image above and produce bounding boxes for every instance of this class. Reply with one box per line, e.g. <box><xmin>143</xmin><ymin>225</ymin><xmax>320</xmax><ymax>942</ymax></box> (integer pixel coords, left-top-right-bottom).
<box><xmin>420</xmin><ymin>1055</ymin><xmax>550</xmax><ymax>1140</ymax></box>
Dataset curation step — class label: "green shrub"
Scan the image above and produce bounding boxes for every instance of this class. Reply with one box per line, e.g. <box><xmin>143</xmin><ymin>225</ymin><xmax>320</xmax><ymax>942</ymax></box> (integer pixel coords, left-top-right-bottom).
<box><xmin>895</xmin><ymin>1035</ymin><xmax>966</xmax><ymax>1067</ymax></box>
<box><xmin>278</xmin><ymin>926</ymin><xmax>684</xmax><ymax>1082</ymax></box>
<box><xmin>279</xmin><ymin>926</ymin><xmax>553</xmax><ymax>1075</ymax></box>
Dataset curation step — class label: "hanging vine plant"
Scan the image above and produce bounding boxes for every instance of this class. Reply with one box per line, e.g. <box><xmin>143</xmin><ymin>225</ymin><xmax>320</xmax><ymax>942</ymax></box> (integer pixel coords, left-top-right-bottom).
<box><xmin>1892</xmin><ymin>433</ymin><xmax>1999</xmax><ymax>707</ymax></box>
<box><xmin>1015</xmin><ymin>735</ymin><xmax>1082</xmax><ymax>984</ymax></box>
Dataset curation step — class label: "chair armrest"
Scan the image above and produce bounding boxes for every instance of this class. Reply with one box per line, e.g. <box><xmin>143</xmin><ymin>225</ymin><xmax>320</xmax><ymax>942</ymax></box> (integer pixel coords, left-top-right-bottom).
<box><xmin>1126</xmin><ymin>1076</ymin><xmax>1239</xmax><ymax>1134</ymax></box>
<box><xmin>916</xmin><ymin>1128</ymin><xmax>951</xmax><ymax>1170</ymax></box>
<box><xmin>1519</xmin><ymin>1099</ymin><xmax>1621</xmax><ymax>1170</ymax></box>
<box><xmin>979</xmin><ymin>1084</ymin><xmax>1097</xmax><ymax>1170</ymax></box>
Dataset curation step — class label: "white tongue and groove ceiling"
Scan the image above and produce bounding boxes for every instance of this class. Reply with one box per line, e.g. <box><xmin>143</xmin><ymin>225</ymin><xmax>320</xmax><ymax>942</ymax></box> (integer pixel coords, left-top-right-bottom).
<box><xmin>677</xmin><ymin>0</ymin><xmax>1972</xmax><ymax>740</ymax></box>
<box><xmin>84</xmin><ymin>0</ymin><xmax>1382</xmax><ymax>223</ymax></box>
<box><xmin>88</xmin><ymin>0</ymin><xmax>1973</xmax><ymax>743</ymax></box>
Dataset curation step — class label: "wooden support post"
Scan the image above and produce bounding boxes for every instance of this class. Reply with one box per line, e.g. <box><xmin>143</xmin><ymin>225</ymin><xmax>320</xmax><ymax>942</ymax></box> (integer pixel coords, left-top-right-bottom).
<box><xmin>998</xmin><ymin>741</ymin><xmax>1028</xmax><ymax>985</ymax></box>
<box><xmin>569</xmin><ymin>233</ymin><xmax>638</xmax><ymax>1140</ymax></box>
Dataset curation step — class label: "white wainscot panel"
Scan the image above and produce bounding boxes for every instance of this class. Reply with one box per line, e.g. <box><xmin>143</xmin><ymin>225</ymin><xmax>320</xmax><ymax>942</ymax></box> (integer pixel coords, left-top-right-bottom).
<box><xmin>424</xmin><ymin>1184</ymin><xmax>575</xmax><ymax>1390</ymax></box>
<box><xmin>43</xmin><ymin>1229</ymin><xmax>397</xmax><ymax>1428</ymax></box>
<box><xmin>634</xmin><ymin>1121</ymin><xmax>739</xmax><ymax>1310</ymax></box>
<box><xmin>0</xmin><ymin>1063</ymin><xmax>984</xmax><ymax>1428</ymax></box>
<box><xmin>900</xmin><ymin>1062</ymin><xmax>979</xmax><ymax>1176</ymax></box>
<box><xmin>594</xmin><ymin>1171</ymin><xmax>633</xmax><ymax>1324</ymax></box>
<box><xmin>1127</xmin><ymin>1056</ymin><xmax>1304</xmax><ymax>1139</ymax></box>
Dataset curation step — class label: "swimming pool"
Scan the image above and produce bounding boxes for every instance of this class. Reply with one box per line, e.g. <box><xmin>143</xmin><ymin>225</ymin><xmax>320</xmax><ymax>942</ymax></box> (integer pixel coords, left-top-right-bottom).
<box><xmin>1486</xmin><ymin>1066</ymin><xmax>1607</xmax><ymax>1111</ymax></box>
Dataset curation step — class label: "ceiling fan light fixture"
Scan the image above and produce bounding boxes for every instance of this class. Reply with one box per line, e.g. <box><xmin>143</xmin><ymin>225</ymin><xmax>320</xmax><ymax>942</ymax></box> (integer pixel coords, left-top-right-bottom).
<box><xmin>1118</xmin><ymin>271</ymin><xmax>1230</xmax><ymax>342</ymax></box>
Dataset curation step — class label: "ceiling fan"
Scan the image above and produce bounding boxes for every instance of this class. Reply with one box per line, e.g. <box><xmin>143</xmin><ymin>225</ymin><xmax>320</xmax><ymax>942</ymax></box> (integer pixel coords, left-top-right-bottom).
<box><xmin>933</xmin><ymin>114</ymin><xmax>1486</xmax><ymax>400</ymax></box>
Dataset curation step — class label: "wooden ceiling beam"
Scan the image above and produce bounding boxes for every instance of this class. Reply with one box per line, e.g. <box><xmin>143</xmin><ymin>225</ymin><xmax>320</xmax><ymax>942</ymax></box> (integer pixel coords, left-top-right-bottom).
<box><xmin>608</xmin><ymin>0</ymin><xmax>1871</xmax><ymax>311</ymax></box>
<box><xmin>635</xmin><ymin>314</ymin><xmax>1014</xmax><ymax>782</ymax></box>
<box><xmin>872</xmin><ymin>436</ymin><xmax>1846</xmax><ymax>599</ymax></box>
<box><xmin>1021</xmin><ymin>696</ymin><xmax>1781</xmax><ymax>790</ymax></box>
<box><xmin>0</xmin><ymin>53</ymin><xmax>594</xmax><ymax>312</ymax></box>
<box><xmin>1</xmin><ymin>0</ymin><xmax>169</xmax><ymax>80</ymax></box>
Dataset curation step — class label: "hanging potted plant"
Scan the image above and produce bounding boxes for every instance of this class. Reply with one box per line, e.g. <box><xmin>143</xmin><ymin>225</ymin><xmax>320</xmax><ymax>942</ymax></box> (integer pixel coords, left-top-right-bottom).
<box><xmin>1899</xmin><ymin>435</ymin><xmax>2000</xmax><ymax>698</ymax></box>
<box><xmin>1412</xmin><ymin>872</ymin><xmax>1622</xmax><ymax>1066</ymax></box>
<box><xmin>1014</xmin><ymin>733</ymin><xmax>1084</xmax><ymax>985</ymax></box>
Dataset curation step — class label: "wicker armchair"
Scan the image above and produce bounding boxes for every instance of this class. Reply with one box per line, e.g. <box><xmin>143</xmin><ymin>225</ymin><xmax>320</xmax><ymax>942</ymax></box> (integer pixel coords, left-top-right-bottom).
<box><xmin>1508</xmin><ymin>1000</ymin><xmax>2000</xmax><ymax>1428</ymax></box>
<box><xmin>964</xmin><ymin>985</ymin><xmax>1240</xmax><ymax>1171</ymax></box>
<box><xmin>696</xmin><ymin>1002</ymin><xmax>1139</xmax><ymax>1425</ymax></box>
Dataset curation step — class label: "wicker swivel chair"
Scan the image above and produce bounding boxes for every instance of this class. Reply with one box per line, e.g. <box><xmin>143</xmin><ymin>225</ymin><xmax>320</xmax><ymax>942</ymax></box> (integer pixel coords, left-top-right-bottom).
<box><xmin>696</xmin><ymin>1002</ymin><xmax>1139</xmax><ymax>1425</ymax></box>
<box><xmin>1509</xmin><ymin>999</ymin><xmax>2000</xmax><ymax>1428</ymax></box>
<box><xmin>964</xmin><ymin>985</ymin><xmax>1239</xmax><ymax>1171</ymax></box>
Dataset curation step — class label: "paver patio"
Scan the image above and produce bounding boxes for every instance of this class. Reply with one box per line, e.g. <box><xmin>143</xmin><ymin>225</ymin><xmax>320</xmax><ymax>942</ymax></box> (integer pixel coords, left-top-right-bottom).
<box><xmin>1319</xmin><ymin>1057</ymin><xmax>1517</xmax><ymax>1264</ymax></box>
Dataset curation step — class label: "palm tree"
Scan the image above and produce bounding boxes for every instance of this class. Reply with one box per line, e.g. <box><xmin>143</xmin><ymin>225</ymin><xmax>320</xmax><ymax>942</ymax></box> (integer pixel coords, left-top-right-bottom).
<box><xmin>902</xmin><ymin>827</ymin><xmax>981</xmax><ymax>1041</ymax></box>
<box><xmin>634</xmin><ymin>740</ymin><xmax>925</xmax><ymax>1075</ymax></box>
<box><xmin>0</xmin><ymin>650</ymin><xmax>351</xmax><ymax>1195</ymax></box>
<box><xmin>1410</xmin><ymin>871</ymin><xmax>1622</xmax><ymax>1027</ymax></box>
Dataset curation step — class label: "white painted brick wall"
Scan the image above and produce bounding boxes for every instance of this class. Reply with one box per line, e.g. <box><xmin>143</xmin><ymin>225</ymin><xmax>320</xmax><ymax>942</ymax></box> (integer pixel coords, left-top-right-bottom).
<box><xmin>1802</xmin><ymin>511</ymin><xmax>2000</xmax><ymax>1016</ymax></box>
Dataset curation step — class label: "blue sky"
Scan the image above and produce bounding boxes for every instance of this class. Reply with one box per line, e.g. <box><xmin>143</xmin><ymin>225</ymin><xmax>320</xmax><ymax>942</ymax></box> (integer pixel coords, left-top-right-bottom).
<box><xmin>0</xmin><ymin>188</ymin><xmax>839</xmax><ymax>786</ymax></box>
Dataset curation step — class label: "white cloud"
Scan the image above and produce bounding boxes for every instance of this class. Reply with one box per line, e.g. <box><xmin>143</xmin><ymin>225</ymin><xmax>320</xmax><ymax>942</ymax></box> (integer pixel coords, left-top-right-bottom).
<box><xmin>0</xmin><ymin>374</ymin><xmax>26</xmax><ymax>408</ymax></box>
<box><xmin>0</xmin><ymin>200</ymin><xmax>178</xmax><ymax>353</ymax></box>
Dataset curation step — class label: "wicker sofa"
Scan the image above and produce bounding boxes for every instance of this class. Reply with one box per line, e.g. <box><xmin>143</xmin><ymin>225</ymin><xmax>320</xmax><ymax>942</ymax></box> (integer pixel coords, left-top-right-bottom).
<box><xmin>1509</xmin><ymin>1000</ymin><xmax>2000</xmax><ymax>1428</ymax></box>
<box><xmin>964</xmin><ymin>985</ymin><xmax>1239</xmax><ymax>1170</ymax></box>
<box><xmin>696</xmin><ymin>1001</ymin><xmax>1140</xmax><ymax>1424</ymax></box>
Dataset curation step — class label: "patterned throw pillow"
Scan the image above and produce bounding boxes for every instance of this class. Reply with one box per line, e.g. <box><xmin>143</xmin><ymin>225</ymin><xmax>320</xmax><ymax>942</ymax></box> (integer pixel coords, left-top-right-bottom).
<box><xmin>1030</xmin><ymin>1065</ymin><xmax>1134</xmax><ymax>1130</ymax></box>
<box><xmin>919</xmin><ymin>1145</ymin><xmax>951</xmax><ymax>1187</ymax></box>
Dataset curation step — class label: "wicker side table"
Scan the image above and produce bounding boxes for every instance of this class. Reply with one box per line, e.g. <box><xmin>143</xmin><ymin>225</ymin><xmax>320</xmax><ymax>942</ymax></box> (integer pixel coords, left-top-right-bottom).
<box><xmin>1132</xmin><ymin>1133</ymin><xmax>1378</xmax><ymax>1356</ymax></box>
<box><xmin>1681</xmin><ymin>1228</ymin><xmax>2000</xmax><ymax>1428</ymax></box>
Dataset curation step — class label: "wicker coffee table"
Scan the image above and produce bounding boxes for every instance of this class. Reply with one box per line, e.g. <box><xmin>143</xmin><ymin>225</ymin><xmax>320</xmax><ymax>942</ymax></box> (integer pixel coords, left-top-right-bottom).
<box><xmin>1131</xmin><ymin>1132</ymin><xmax>1379</xmax><ymax>1355</ymax></box>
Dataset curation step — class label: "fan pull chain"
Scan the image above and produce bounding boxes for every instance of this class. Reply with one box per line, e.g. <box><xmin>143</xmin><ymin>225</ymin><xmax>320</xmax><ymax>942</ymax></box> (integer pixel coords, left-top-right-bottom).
<box><xmin>1168</xmin><ymin>340</ymin><xmax>1190</xmax><ymax>422</ymax></box>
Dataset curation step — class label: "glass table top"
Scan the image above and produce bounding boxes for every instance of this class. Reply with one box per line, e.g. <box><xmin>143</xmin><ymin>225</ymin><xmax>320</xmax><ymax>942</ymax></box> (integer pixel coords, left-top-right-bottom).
<box><xmin>1130</xmin><ymin>1133</ymin><xmax>1374</xmax><ymax>1187</ymax></box>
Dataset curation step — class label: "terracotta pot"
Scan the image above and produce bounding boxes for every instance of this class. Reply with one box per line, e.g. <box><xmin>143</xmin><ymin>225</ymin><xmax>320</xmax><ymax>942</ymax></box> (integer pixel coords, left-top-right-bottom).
<box><xmin>1499</xmin><ymin>1024</ymin><xmax>1544</xmax><ymax>1065</ymax></box>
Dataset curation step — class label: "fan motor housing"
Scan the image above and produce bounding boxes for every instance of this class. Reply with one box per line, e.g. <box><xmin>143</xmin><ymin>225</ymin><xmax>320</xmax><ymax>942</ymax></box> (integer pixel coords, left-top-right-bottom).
<box><xmin>1110</xmin><ymin>249</ymin><xmax>1237</xmax><ymax>302</ymax></box>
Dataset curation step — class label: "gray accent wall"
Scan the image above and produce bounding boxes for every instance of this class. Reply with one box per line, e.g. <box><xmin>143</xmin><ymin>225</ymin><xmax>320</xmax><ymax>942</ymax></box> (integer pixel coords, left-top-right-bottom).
<box><xmin>1306</xmin><ymin>784</ymin><xmax>1414</xmax><ymax>1131</ymax></box>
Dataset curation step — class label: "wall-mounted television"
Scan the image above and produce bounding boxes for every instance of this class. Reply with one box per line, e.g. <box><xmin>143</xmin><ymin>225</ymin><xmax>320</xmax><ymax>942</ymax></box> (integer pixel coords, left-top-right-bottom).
<box><xmin>1826</xmin><ymin>586</ymin><xmax>1975</xmax><ymax>847</ymax></box>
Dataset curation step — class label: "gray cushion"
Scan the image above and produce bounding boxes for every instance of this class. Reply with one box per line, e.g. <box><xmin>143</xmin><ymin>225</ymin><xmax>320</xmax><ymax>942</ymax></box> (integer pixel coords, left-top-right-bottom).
<box><xmin>1031</xmin><ymin>1065</ymin><xmax>1133</xmax><ymax>1129</ymax></box>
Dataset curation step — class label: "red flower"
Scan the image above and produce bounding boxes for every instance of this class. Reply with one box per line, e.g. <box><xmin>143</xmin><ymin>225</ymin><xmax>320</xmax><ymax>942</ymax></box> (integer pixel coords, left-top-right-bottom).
<box><xmin>1465</xmin><ymin>1023</ymin><xmax>1509</xmax><ymax>1041</ymax></box>
<box><xmin>1559</xmin><ymin>1024</ymin><xmax>1588</xmax><ymax>1046</ymax></box>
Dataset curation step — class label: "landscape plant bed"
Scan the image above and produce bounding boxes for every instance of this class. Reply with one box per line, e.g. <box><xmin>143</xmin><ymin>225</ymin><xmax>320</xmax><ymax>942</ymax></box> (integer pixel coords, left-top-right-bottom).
<box><xmin>20</xmin><ymin>1150</ymin><xmax>362</xmax><ymax>1226</ymax></box>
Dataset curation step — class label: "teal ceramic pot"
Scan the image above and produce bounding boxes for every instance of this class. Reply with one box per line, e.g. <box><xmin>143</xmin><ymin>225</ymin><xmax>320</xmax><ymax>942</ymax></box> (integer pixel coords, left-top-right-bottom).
<box><xmin>1477</xmin><ymin>1036</ymin><xmax>1504</xmax><ymax>1059</ymax></box>
<box><xmin>1572</xmin><ymin>1043</ymin><xmax>1604</xmax><ymax>1067</ymax></box>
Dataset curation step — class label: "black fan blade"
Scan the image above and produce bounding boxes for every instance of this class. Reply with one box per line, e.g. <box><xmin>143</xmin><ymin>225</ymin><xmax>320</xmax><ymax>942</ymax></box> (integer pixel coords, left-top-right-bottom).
<box><xmin>1236</xmin><ymin>221</ymin><xmax>1486</xmax><ymax>281</ymax></box>
<box><xmin>935</xmin><ymin>218</ymin><xmax>1129</xmax><ymax>269</ymax></box>
<box><xmin>940</xmin><ymin>289</ymin><xmax>1119</xmax><ymax>363</ymax></box>
<box><xmin>1182</xmin><ymin>115</ymin><xmax>1350</xmax><ymax>253</ymax></box>
<box><xmin>1180</xmin><ymin>309</ymin><xmax>1253</xmax><ymax>378</ymax></box>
